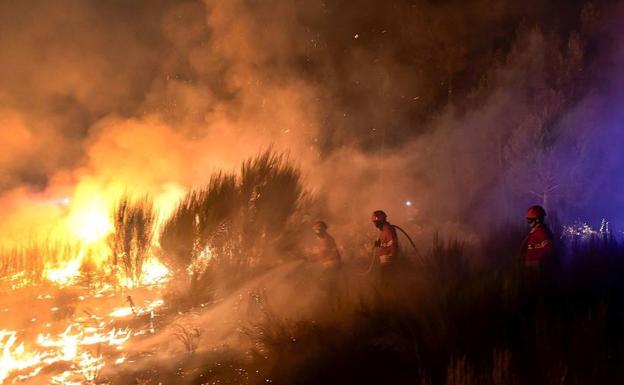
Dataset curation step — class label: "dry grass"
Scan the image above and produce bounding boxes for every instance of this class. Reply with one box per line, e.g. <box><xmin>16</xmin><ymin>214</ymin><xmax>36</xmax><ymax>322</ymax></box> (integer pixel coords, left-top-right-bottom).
<box><xmin>232</xmin><ymin>233</ymin><xmax>624</xmax><ymax>385</ymax></box>
<box><xmin>0</xmin><ymin>241</ymin><xmax>81</xmax><ymax>283</ymax></box>
<box><xmin>173</xmin><ymin>324</ymin><xmax>202</xmax><ymax>356</ymax></box>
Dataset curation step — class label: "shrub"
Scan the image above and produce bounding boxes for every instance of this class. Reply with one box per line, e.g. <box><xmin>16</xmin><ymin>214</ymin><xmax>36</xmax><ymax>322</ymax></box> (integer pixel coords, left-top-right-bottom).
<box><xmin>159</xmin><ymin>150</ymin><xmax>305</xmax><ymax>297</ymax></box>
<box><xmin>110</xmin><ymin>197</ymin><xmax>156</xmax><ymax>285</ymax></box>
<box><xmin>239</xmin><ymin>150</ymin><xmax>303</xmax><ymax>254</ymax></box>
<box><xmin>160</xmin><ymin>173</ymin><xmax>238</xmax><ymax>271</ymax></box>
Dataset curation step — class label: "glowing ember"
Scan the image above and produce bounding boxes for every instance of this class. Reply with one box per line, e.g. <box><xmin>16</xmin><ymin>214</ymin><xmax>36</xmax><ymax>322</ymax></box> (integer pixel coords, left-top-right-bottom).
<box><xmin>0</xmin><ymin>271</ymin><xmax>167</xmax><ymax>384</ymax></box>
<box><xmin>187</xmin><ymin>246</ymin><xmax>214</xmax><ymax>276</ymax></box>
<box><xmin>1</xmin><ymin>272</ymin><xmax>35</xmax><ymax>290</ymax></box>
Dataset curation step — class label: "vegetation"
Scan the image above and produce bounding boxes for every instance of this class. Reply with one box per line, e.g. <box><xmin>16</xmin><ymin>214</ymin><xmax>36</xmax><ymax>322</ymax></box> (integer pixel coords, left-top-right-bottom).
<box><xmin>106</xmin><ymin>218</ymin><xmax>624</xmax><ymax>385</ymax></box>
<box><xmin>173</xmin><ymin>324</ymin><xmax>202</xmax><ymax>356</ymax></box>
<box><xmin>160</xmin><ymin>173</ymin><xmax>238</xmax><ymax>271</ymax></box>
<box><xmin>0</xmin><ymin>241</ymin><xmax>81</xmax><ymax>283</ymax></box>
<box><xmin>160</xmin><ymin>150</ymin><xmax>305</xmax><ymax>303</ymax></box>
<box><xmin>110</xmin><ymin>197</ymin><xmax>157</xmax><ymax>285</ymax></box>
<box><xmin>3</xmin><ymin>151</ymin><xmax>624</xmax><ymax>385</ymax></box>
<box><xmin>233</xmin><ymin>230</ymin><xmax>624</xmax><ymax>385</ymax></box>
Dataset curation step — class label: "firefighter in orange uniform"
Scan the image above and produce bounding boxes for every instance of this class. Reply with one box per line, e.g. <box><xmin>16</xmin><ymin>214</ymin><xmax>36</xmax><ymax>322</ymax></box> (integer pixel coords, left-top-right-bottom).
<box><xmin>371</xmin><ymin>210</ymin><xmax>399</xmax><ymax>275</ymax></box>
<box><xmin>522</xmin><ymin>205</ymin><xmax>557</xmax><ymax>270</ymax></box>
<box><xmin>311</xmin><ymin>220</ymin><xmax>343</xmax><ymax>305</ymax></box>
<box><xmin>312</xmin><ymin>220</ymin><xmax>342</xmax><ymax>270</ymax></box>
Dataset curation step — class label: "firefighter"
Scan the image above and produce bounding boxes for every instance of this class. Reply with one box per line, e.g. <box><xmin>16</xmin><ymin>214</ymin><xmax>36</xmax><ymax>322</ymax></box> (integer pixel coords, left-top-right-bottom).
<box><xmin>371</xmin><ymin>210</ymin><xmax>399</xmax><ymax>273</ymax></box>
<box><xmin>311</xmin><ymin>220</ymin><xmax>342</xmax><ymax>270</ymax></box>
<box><xmin>522</xmin><ymin>205</ymin><xmax>557</xmax><ymax>270</ymax></box>
<box><xmin>311</xmin><ymin>220</ymin><xmax>343</xmax><ymax>306</ymax></box>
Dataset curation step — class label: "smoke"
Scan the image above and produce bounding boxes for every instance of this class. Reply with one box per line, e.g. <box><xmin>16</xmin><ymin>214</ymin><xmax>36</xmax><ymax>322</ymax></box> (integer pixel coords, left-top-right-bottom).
<box><xmin>0</xmin><ymin>0</ymin><xmax>623</xmax><ymax>246</ymax></box>
<box><xmin>0</xmin><ymin>0</ymin><xmax>324</xmax><ymax>245</ymax></box>
<box><xmin>314</xmin><ymin>1</ymin><xmax>624</xmax><ymax>234</ymax></box>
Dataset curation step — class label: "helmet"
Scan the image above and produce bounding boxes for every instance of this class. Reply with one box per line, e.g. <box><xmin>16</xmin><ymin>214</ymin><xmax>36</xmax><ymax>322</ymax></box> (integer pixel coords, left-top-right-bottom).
<box><xmin>526</xmin><ymin>205</ymin><xmax>546</xmax><ymax>219</ymax></box>
<box><xmin>371</xmin><ymin>210</ymin><xmax>387</xmax><ymax>222</ymax></box>
<box><xmin>312</xmin><ymin>220</ymin><xmax>327</xmax><ymax>231</ymax></box>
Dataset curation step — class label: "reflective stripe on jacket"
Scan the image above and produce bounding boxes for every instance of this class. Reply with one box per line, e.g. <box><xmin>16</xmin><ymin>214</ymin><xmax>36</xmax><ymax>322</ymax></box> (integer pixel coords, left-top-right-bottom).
<box><xmin>376</xmin><ymin>223</ymin><xmax>398</xmax><ymax>264</ymax></box>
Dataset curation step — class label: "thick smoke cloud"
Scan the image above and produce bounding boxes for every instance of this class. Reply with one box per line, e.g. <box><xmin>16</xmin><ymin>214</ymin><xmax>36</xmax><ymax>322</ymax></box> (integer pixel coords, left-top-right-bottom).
<box><xmin>0</xmin><ymin>0</ymin><xmax>622</xmax><ymax>245</ymax></box>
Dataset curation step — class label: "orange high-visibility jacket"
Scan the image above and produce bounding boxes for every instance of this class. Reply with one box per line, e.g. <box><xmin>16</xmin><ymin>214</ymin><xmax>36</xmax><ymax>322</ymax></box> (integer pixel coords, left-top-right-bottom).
<box><xmin>376</xmin><ymin>223</ymin><xmax>399</xmax><ymax>264</ymax></box>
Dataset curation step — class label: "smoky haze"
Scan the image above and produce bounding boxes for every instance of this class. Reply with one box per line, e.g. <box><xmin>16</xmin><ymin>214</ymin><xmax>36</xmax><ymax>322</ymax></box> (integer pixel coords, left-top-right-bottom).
<box><xmin>0</xmin><ymin>0</ymin><xmax>622</xmax><ymax>244</ymax></box>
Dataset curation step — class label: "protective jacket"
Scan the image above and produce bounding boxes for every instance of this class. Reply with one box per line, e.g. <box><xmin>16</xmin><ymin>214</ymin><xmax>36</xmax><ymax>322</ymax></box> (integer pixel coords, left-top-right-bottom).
<box><xmin>524</xmin><ymin>224</ymin><xmax>555</xmax><ymax>267</ymax></box>
<box><xmin>376</xmin><ymin>223</ymin><xmax>399</xmax><ymax>265</ymax></box>
<box><xmin>316</xmin><ymin>233</ymin><xmax>341</xmax><ymax>269</ymax></box>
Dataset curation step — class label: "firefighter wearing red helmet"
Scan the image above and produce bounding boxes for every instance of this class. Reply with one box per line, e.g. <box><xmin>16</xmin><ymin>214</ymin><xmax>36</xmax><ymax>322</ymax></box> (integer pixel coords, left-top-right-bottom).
<box><xmin>522</xmin><ymin>205</ymin><xmax>556</xmax><ymax>269</ymax></box>
<box><xmin>312</xmin><ymin>220</ymin><xmax>341</xmax><ymax>269</ymax></box>
<box><xmin>372</xmin><ymin>210</ymin><xmax>399</xmax><ymax>267</ymax></box>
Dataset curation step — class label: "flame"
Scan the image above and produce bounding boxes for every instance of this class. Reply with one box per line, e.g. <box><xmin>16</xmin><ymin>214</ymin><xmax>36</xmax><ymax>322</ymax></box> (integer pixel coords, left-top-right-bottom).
<box><xmin>66</xmin><ymin>195</ymin><xmax>113</xmax><ymax>245</ymax></box>
<box><xmin>0</xmin><ymin>321</ymin><xmax>134</xmax><ymax>383</ymax></box>
<box><xmin>0</xmin><ymin>169</ymin><xmax>182</xmax><ymax>382</ymax></box>
<box><xmin>139</xmin><ymin>258</ymin><xmax>171</xmax><ymax>286</ymax></box>
<box><xmin>153</xmin><ymin>182</ymin><xmax>187</xmax><ymax>234</ymax></box>
<box><xmin>25</xmin><ymin>179</ymin><xmax>186</xmax><ymax>288</ymax></box>
<box><xmin>44</xmin><ymin>254</ymin><xmax>172</xmax><ymax>288</ymax></box>
<box><xmin>0</xmin><ymin>331</ymin><xmax>43</xmax><ymax>383</ymax></box>
<box><xmin>0</xmin><ymin>292</ymin><xmax>167</xmax><ymax>382</ymax></box>
<box><xmin>44</xmin><ymin>250</ymin><xmax>84</xmax><ymax>286</ymax></box>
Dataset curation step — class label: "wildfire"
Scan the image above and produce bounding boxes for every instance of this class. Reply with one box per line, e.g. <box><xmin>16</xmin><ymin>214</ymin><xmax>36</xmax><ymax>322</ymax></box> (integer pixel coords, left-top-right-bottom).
<box><xmin>187</xmin><ymin>245</ymin><xmax>214</xmax><ymax>276</ymax></box>
<box><xmin>66</xmin><ymin>196</ymin><xmax>113</xmax><ymax>245</ymax></box>
<box><xmin>19</xmin><ymin>178</ymin><xmax>186</xmax><ymax>289</ymax></box>
<box><xmin>0</xmin><ymin>285</ymin><xmax>169</xmax><ymax>384</ymax></box>
<box><xmin>45</xmin><ymin>252</ymin><xmax>84</xmax><ymax>286</ymax></box>
<box><xmin>0</xmin><ymin>179</ymin><xmax>182</xmax><ymax>382</ymax></box>
<box><xmin>0</xmin><ymin>322</ymin><xmax>132</xmax><ymax>384</ymax></box>
<box><xmin>0</xmin><ymin>159</ymin><xmax>189</xmax><ymax>383</ymax></box>
<box><xmin>0</xmin><ymin>331</ymin><xmax>43</xmax><ymax>383</ymax></box>
<box><xmin>138</xmin><ymin>258</ymin><xmax>171</xmax><ymax>287</ymax></box>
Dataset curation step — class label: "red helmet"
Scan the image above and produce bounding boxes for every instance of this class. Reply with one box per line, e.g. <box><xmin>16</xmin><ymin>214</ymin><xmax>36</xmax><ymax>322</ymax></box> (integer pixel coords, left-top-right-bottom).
<box><xmin>526</xmin><ymin>205</ymin><xmax>546</xmax><ymax>219</ymax></box>
<box><xmin>312</xmin><ymin>220</ymin><xmax>327</xmax><ymax>231</ymax></box>
<box><xmin>371</xmin><ymin>210</ymin><xmax>387</xmax><ymax>222</ymax></box>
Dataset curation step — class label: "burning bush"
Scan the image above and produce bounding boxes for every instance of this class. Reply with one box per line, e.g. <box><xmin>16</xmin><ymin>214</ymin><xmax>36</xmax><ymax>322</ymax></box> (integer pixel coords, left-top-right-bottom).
<box><xmin>0</xmin><ymin>244</ymin><xmax>47</xmax><ymax>281</ymax></box>
<box><xmin>109</xmin><ymin>197</ymin><xmax>157</xmax><ymax>285</ymax></box>
<box><xmin>160</xmin><ymin>173</ymin><xmax>238</xmax><ymax>272</ymax></box>
<box><xmin>239</xmin><ymin>150</ymin><xmax>304</xmax><ymax>264</ymax></box>
<box><xmin>160</xmin><ymin>150</ymin><xmax>305</xmax><ymax>302</ymax></box>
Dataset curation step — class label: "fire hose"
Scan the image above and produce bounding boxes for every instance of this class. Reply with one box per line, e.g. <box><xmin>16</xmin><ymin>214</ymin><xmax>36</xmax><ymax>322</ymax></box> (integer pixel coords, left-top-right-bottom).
<box><xmin>392</xmin><ymin>224</ymin><xmax>423</xmax><ymax>261</ymax></box>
